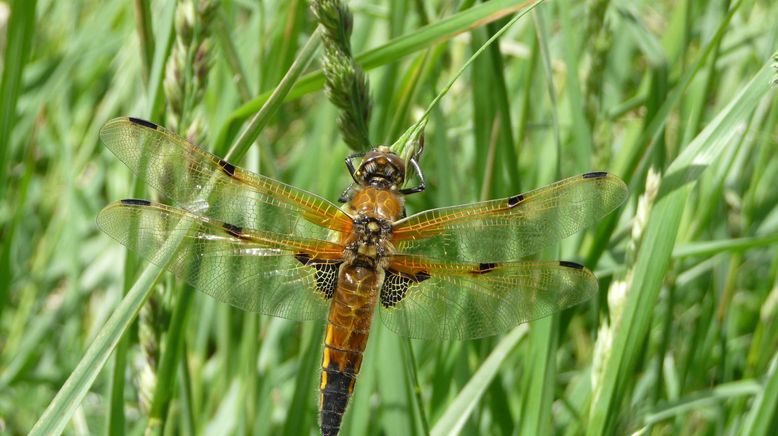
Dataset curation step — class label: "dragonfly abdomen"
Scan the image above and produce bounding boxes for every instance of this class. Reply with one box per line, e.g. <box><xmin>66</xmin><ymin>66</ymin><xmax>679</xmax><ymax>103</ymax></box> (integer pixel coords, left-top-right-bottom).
<box><xmin>320</xmin><ymin>264</ymin><xmax>382</xmax><ymax>436</ymax></box>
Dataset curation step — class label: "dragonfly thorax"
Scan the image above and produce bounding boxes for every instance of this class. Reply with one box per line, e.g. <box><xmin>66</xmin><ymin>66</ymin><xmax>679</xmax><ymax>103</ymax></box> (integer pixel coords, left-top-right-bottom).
<box><xmin>344</xmin><ymin>215</ymin><xmax>393</xmax><ymax>268</ymax></box>
<box><xmin>354</xmin><ymin>146</ymin><xmax>406</xmax><ymax>190</ymax></box>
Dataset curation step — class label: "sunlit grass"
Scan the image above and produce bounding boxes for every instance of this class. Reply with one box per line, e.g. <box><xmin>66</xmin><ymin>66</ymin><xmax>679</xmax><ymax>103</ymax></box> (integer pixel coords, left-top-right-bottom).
<box><xmin>1</xmin><ymin>0</ymin><xmax>777</xmax><ymax>435</ymax></box>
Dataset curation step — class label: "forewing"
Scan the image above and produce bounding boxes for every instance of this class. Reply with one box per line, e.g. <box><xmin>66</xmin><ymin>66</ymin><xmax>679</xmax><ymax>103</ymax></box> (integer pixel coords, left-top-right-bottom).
<box><xmin>379</xmin><ymin>256</ymin><xmax>597</xmax><ymax>340</ymax></box>
<box><xmin>97</xmin><ymin>200</ymin><xmax>344</xmax><ymax>320</ymax></box>
<box><xmin>100</xmin><ymin>117</ymin><xmax>353</xmax><ymax>240</ymax></box>
<box><xmin>392</xmin><ymin>173</ymin><xmax>628</xmax><ymax>262</ymax></box>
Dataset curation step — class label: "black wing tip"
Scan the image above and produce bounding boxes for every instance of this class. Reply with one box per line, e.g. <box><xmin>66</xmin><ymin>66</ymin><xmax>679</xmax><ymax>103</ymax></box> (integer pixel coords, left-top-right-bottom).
<box><xmin>127</xmin><ymin>117</ymin><xmax>159</xmax><ymax>130</ymax></box>
<box><xmin>582</xmin><ymin>171</ymin><xmax>609</xmax><ymax>179</ymax></box>
<box><xmin>582</xmin><ymin>171</ymin><xmax>630</xmax><ymax>206</ymax></box>
<box><xmin>120</xmin><ymin>198</ymin><xmax>152</xmax><ymax>206</ymax></box>
<box><xmin>559</xmin><ymin>260</ymin><xmax>585</xmax><ymax>270</ymax></box>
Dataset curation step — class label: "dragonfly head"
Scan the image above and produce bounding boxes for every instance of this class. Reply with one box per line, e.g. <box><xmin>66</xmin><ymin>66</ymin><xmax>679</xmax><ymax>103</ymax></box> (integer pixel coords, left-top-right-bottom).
<box><xmin>354</xmin><ymin>146</ymin><xmax>406</xmax><ymax>190</ymax></box>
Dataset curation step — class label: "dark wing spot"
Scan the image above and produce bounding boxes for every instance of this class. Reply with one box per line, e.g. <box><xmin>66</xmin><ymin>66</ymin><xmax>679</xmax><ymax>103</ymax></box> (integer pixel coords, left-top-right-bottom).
<box><xmin>222</xmin><ymin>222</ymin><xmax>244</xmax><ymax>238</ymax></box>
<box><xmin>219</xmin><ymin>159</ymin><xmax>236</xmax><ymax>177</ymax></box>
<box><xmin>559</xmin><ymin>260</ymin><xmax>584</xmax><ymax>270</ymax></box>
<box><xmin>296</xmin><ymin>254</ymin><xmax>341</xmax><ymax>299</ymax></box>
<box><xmin>582</xmin><ymin>171</ymin><xmax>608</xmax><ymax>179</ymax></box>
<box><xmin>381</xmin><ymin>269</ymin><xmax>429</xmax><ymax>308</ymax></box>
<box><xmin>120</xmin><ymin>198</ymin><xmax>152</xmax><ymax>206</ymax></box>
<box><xmin>507</xmin><ymin>194</ymin><xmax>524</xmax><ymax>208</ymax></box>
<box><xmin>295</xmin><ymin>253</ymin><xmax>312</xmax><ymax>265</ymax></box>
<box><xmin>313</xmin><ymin>264</ymin><xmax>339</xmax><ymax>299</ymax></box>
<box><xmin>128</xmin><ymin>117</ymin><xmax>158</xmax><ymax>130</ymax></box>
<box><xmin>472</xmin><ymin>262</ymin><xmax>498</xmax><ymax>274</ymax></box>
<box><xmin>414</xmin><ymin>271</ymin><xmax>431</xmax><ymax>282</ymax></box>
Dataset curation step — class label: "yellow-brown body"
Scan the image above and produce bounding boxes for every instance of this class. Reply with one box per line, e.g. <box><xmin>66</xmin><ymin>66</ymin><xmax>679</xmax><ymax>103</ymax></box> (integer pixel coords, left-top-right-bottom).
<box><xmin>319</xmin><ymin>186</ymin><xmax>404</xmax><ymax>436</ymax></box>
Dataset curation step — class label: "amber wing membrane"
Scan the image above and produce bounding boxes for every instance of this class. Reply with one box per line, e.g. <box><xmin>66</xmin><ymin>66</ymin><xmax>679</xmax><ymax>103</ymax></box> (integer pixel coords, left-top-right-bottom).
<box><xmin>97</xmin><ymin>200</ymin><xmax>344</xmax><ymax>320</ymax></box>
<box><xmin>392</xmin><ymin>173</ymin><xmax>628</xmax><ymax>263</ymax></box>
<box><xmin>100</xmin><ymin>117</ymin><xmax>353</xmax><ymax>240</ymax></box>
<box><xmin>379</xmin><ymin>257</ymin><xmax>597</xmax><ymax>340</ymax></box>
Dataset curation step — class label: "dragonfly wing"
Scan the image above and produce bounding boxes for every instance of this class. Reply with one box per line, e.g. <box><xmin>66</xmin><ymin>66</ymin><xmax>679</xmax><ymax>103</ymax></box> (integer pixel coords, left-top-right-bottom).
<box><xmin>392</xmin><ymin>173</ymin><xmax>628</xmax><ymax>262</ymax></box>
<box><xmin>379</xmin><ymin>256</ymin><xmax>597</xmax><ymax>340</ymax></box>
<box><xmin>100</xmin><ymin>117</ymin><xmax>353</xmax><ymax>240</ymax></box>
<box><xmin>98</xmin><ymin>200</ymin><xmax>344</xmax><ymax>320</ymax></box>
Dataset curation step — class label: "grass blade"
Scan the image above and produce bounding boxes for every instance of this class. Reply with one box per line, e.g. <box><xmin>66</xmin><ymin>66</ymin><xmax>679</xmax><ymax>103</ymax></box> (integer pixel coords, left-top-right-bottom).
<box><xmin>29</xmin><ymin>265</ymin><xmax>165</xmax><ymax>436</ymax></box>
<box><xmin>587</xmin><ymin>57</ymin><xmax>776</xmax><ymax>436</ymax></box>
<box><xmin>0</xmin><ymin>0</ymin><xmax>38</xmax><ymax>323</ymax></box>
<box><xmin>431</xmin><ymin>326</ymin><xmax>527</xmax><ymax>436</ymax></box>
<box><xmin>0</xmin><ymin>0</ymin><xmax>37</xmax><ymax>199</ymax></box>
<box><xmin>743</xmin><ymin>351</ymin><xmax>778</xmax><ymax>436</ymax></box>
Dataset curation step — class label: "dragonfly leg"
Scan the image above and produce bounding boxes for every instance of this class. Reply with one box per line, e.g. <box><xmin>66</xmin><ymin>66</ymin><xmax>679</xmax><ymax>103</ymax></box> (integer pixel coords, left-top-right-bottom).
<box><xmin>399</xmin><ymin>157</ymin><xmax>426</xmax><ymax>195</ymax></box>
<box><xmin>344</xmin><ymin>152</ymin><xmax>365</xmax><ymax>184</ymax></box>
<box><xmin>338</xmin><ymin>184</ymin><xmax>356</xmax><ymax>203</ymax></box>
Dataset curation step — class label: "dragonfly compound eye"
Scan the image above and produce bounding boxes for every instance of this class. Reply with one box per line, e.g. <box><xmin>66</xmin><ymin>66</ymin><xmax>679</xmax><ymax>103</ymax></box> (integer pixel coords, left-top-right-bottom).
<box><xmin>356</xmin><ymin>148</ymin><xmax>406</xmax><ymax>189</ymax></box>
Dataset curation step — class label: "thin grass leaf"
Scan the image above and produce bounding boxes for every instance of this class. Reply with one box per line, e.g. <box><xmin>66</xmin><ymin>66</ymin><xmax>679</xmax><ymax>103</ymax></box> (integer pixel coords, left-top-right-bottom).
<box><xmin>673</xmin><ymin>233</ymin><xmax>778</xmax><ymax>258</ymax></box>
<box><xmin>214</xmin><ymin>11</ymin><xmax>253</xmax><ymax>102</ymax></box>
<box><xmin>0</xmin><ymin>0</ymin><xmax>37</xmax><ymax>199</ymax></box>
<box><xmin>375</xmin><ymin>328</ymin><xmax>417</xmax><ymax>436</ymax></box>
<box><xmin>220</xmin><ymin>28</ymin><xmax>321</xmax><ymax>159</ymax></box>
<box><xmin>29</xmin><ymin>264</ymin><xmax>166</xmax><ymax>436</ymax></box>
<box><xmin>555</xmin><ymin>0</ymin><xmax>592</xmax><ymax>173</ymax></box>
<box><xmin>0</xmin><ymin>0</ymin><xmax>38</xmax><ymax>323</ymax></box>
<box><xmin>144</xmin><ymin>1</ymin><xmax>177</xmax><ymax>121</ymax></box>
<box><xmin>281</xmin><ymin>322</ymin><xmax>323</xmax><ymax>436</ymax></box>
<box><xmin>641</xmin><ymin>380</ymin><xmax>761</xmax><ymax>426</ymax></box>
<box><xmin>132</xmin><ymin>0</ymin><xmax>155</xmax><ymax>84</ymax></box>
<box><xmin>431</xmin><ymin>326</ymin><xmax>528</xmax><ymax>436</ymax></box>
<box><xmin>518</xmin><ymin>7</ymin><xmax>560</xmax><ymax>436</ymax></box>
<box><xmin>393</xmin><ymin>0</ymin><xmax>544</xmax><ymax>158</ymax></box>
<box><xmin>742</xmin><ymin>350</ymin><xmax>778</xmax><ymax>436</ymax></box>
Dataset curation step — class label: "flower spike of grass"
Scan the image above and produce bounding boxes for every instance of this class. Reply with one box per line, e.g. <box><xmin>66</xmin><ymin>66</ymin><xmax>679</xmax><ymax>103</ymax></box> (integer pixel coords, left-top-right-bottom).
<box><xmin>312</xmin><ymin>0</ymin><xmax>372</xmax><ymax>152</ymax></box>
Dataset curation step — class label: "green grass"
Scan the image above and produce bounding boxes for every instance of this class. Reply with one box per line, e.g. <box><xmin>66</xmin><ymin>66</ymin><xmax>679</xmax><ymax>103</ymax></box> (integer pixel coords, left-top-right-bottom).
<box><xmin>1</xmin><ymin>0</ymin><xmax>777</xmax><ymax>435</ymax></box>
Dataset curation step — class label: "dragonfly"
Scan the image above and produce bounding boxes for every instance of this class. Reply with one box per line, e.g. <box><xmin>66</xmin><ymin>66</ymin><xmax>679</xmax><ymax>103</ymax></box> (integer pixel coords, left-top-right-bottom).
<box><xmin>97</xmin><ymin>116</ymin><xmax>628</xmax><ymax>436</ymax></box>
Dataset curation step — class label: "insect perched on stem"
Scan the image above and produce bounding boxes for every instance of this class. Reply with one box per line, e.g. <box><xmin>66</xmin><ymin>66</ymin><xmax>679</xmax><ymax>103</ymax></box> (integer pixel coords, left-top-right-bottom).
<box><xmin>98</xmin><ymin>116</ymin><xmax>628</xmax><ymax>436</ymax></box>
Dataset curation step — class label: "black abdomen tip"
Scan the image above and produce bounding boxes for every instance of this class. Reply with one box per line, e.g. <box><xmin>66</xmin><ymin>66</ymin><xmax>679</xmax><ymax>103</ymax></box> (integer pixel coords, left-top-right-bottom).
<box><xmin>320</xmin><ymin>391</ymin><xmax>349</xmax><ymax>436</ymax></box>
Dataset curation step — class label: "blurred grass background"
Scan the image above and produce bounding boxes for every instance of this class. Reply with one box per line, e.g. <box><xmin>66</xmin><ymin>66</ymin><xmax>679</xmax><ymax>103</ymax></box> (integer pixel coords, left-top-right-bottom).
<box><xmin>1</xmin><ymin>0</ymin><xmax>777</xmax><ymax>435</ymax></box>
